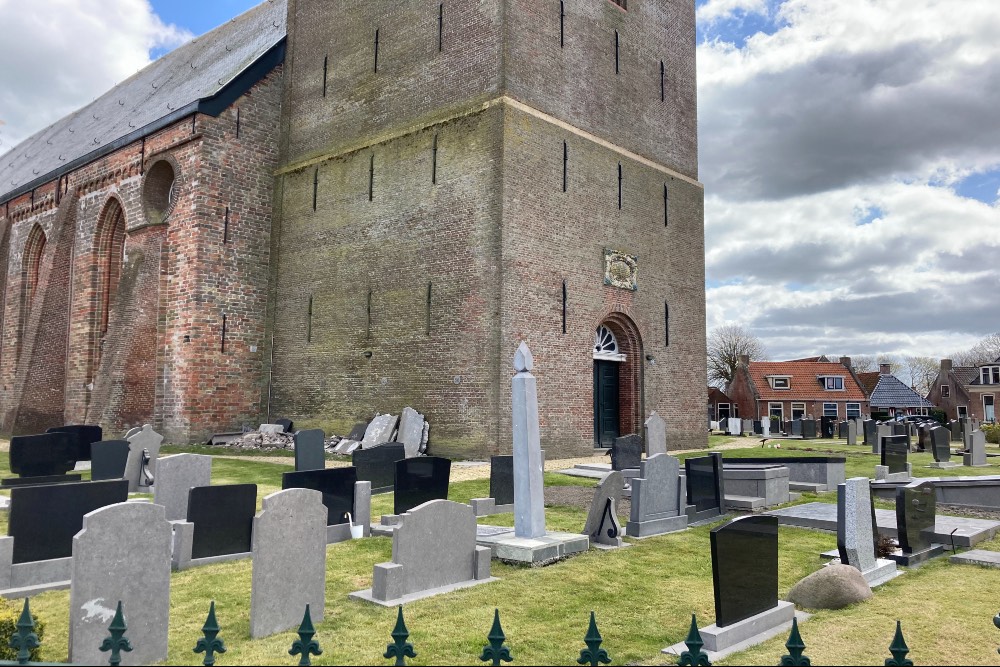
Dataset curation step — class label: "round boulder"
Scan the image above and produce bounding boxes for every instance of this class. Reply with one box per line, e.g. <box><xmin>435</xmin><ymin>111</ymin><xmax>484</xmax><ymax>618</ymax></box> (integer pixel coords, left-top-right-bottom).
<box><xmin>787</xmin><ymin>564</ymin><xmax>873</xmax><ymax>610</ymax></box>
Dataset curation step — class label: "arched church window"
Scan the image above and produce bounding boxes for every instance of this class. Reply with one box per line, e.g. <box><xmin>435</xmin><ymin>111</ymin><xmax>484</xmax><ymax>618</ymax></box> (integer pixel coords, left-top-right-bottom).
<box><xmin>594</xmin><ymin>325</ymin><xmax>626</xmax><ymax>361</ymax></box>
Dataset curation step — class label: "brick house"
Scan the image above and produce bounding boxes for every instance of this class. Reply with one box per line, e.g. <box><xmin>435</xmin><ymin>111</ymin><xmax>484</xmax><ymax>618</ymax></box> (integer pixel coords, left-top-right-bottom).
<box><xmin>857</xmin><ymin>364</ymin><xmax>935</xmax><ymax>419</ymax></box>
<box><xmin>0</xmin><ymin>0</ymin><xmax>707</xmax><ymax>456</ymax></box>
<box><xmin>708</xmin><ymin>386</ymin><xmax>736</xmax><ymax>423</ymax></box>
<box><xmin>727</xmin><ymin>356</ymin><xmax>869</xmax><ymax>422</ymax></box>
<box><xmin>927</xmin><ymin>358</ymin><xmax>1000</xmax><ymax>422</ymax></box>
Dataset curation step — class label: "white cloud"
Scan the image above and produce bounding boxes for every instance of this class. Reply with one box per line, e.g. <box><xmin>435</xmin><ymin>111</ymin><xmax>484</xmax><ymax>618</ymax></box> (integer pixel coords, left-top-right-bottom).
<box><xmin>700</xmin><ymin>0</ymin><xmax>1000</xmax><ymax>361</ymax></box>
<box><xmin>697</xmin><ymin>0</ymin><xmax>769</xmax><ymax>24</ymax></box>
<box><xmin>0</xmin><ymin>0</ymin><xmax>190</xmax><ymax>152</ymax></box>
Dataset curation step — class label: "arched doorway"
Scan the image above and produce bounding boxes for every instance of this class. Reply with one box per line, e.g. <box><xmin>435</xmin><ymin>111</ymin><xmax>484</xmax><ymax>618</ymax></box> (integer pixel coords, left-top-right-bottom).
<box><xmin>593</xmin><ymin>314</ymin><xmax>643</xmax><ymax>447</ymax></box>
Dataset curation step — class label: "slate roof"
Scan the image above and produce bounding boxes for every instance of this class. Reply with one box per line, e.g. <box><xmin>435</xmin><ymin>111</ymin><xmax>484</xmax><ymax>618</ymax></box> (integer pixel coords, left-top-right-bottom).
<box><xmin>953</xmin><ymin>367</ymin><xmax>979</xmax><ymax>386</ymax></box>
<box><xmin>747</xmin><ymin>361</ymin><xmax>867</xmax><ymax>402</ymax></box>
<box><xmin>860</xmin><ymin>373</ymin><xmax>935</xmax><ymax>409</ymax></box>
<box><xmin>0</xmin><ymin>0</ymin><xmax>287</xmax><ymax>204</ymax></box>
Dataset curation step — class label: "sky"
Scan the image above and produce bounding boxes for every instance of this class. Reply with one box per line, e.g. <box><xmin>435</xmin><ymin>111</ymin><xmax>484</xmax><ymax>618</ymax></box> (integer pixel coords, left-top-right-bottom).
<box><xmin>0</xmin><ymin>0</ymin><xmax>997</xmax><ymax>363</ymax></box>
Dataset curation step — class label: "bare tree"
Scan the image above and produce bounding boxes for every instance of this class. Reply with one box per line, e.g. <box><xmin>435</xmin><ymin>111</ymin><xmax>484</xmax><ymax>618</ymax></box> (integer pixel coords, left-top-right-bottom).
<box><xmin>952</xmin><ymin>332</ymin><xmax>1000</xmax><ymax>366</ymax></box>
<box><xmin>851</xmin><ymin>355</ymin><xmax>877</xmax><ymax>373</ymax></box>
<box><xmin>902</xmin><ymin>356</ymin><xmax>939</xmax><ymax>396</ymax></box>
<box><xmin>707</xmin><ymin>324</ymin><xmax>768</xmax><ymax>390</ymax></box>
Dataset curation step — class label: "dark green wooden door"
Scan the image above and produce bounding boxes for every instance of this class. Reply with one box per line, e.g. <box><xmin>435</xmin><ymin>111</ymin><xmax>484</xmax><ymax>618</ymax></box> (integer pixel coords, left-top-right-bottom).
<box><xmin>593</xmin><ymin>360</ymin><xmax>620</xmax><ymax>447</ymax></box>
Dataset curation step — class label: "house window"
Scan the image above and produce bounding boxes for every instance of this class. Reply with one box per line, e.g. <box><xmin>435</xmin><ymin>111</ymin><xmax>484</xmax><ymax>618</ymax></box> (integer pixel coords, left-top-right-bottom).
<box><xmin>824</xmin><ymin>377</ymin><xmax>844</xmax><ymax>390</ymax></box>
<box><xmin>941</xmin><ymin>385</ymin><xmax>951</xmax><ymax>398</ymax></box>
<box><xmin>847</xmin><ymin>403</ymin><xmax>861</xmax><ymax>419</ymax></box>
<box><xmin>823</xmin><ymin>403</ymin><xmax>838</xmax><ymax>417</ymax></box>
<box><xmin>985</xmin><ymin>395</ymin><xmax>996</xmax><ymax>422</ymax></box>
<box><xmin>770</xmin><ymin>377</ymin><xmax>790</xmax><ymax>390</ymax></box>
<box><xmin>769</xmin><ymin>403</ymin><xmax>784</xmax><ymax>421</ymax></box>
<box><xmin>916</xmin><ymin>407</ymin><xmax>929</xmax><ymax>417</ymax></box>
<box><xmin>957</xmin><ymin>405</ymin><xmax>968</xmax><ymax>418</ymax></box>
<box><xmin>982</xmin><ymin>366</ymin><xmax>1000</xmax><ymax>385</ymax></box>
<box><xmin>792</xmin><ymin>403</ymin><xmax>806</xmax><ymax>420</ymax></box>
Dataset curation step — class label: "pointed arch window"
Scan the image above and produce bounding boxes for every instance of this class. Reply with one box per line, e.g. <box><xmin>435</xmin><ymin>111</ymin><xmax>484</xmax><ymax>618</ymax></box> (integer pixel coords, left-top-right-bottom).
<box><xmin>22</xmin><ymin>224</ymin><xmax>46</xmax><ymax>307</ymax></box>
<box><xmin>96</xmin><ymin>199</ymin><xmax>127</xmax><ymax>339</ymax></box>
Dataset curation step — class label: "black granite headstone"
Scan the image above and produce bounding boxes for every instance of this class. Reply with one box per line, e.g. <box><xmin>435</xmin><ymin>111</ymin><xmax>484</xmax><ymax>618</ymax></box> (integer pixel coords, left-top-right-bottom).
<box><xmin>610</xmin><ymin>435</ymin><xmax>642</xmax><ymax>471</ymax></box>
<box><xmin>490</xmin><ymin>455</ymin><xmax>514</xmax><ymax>506</ymax></box>
<box><xmin>821</xmin><ymin>416</ymin><xmax>836</xmax><ymax>439</ymax></box>
<box><xmin>394</xmin><ymin>457</ymin><xmax>451</xmax><ymax>515</ymax></box>
<box><xmin>863</xmin><ymin>420</ymin><xmax>876</xmax><ymax>446</ymax></box>
<box><xmin>8</xmin><ymin>479</ymin><xmax>128</xmax><ymax>564</ymax></box>
<box><xmin>881</xmin><ymin>436</ymin><xmax>908</xmax><ymax>474</ymax></box>
<box><xmin>838</xmin><ymin>421</ymin><xmax>849</xmax><ymax>438</ymax></box>
<box><xmin>1</xmin><ymin>474</ymin><xmax>83</xmax><ymax>488</ymax></box>
<box><xmin>90</xmin><ymin>440</ymin><xmax>130</xmax><ymax>481</ymax></box>
<box><xmin>930</xmin><ymin>427</ymin><xmax>951</xmax><ymax>463</ymax></box>
<box><xmin>802</xmin><ymin>419</ymin><xmax>818</xmax><ymax>439</ymax></box>
<box><xmin>686</xmin><ymin>453</ymin><xmax>724</xmax><ymax>519</ymax></box>
<box><xmin>752</xmin><ymin>421</ymin><xmax>763</xmax><ymax>435</ymax></box>
<box><xmin>895</xmin><ymin>481</ymin><xmax>936</xmax><ymax>554</ymax></box>
<box><xmin>274</xmin><ymin>418</ymin><xmax>294</xmax><ymax>433</ymax></box>
<box><xmin>282</xmin><ymin>467</ymin><xmax>357</xmax><ymax>525</ymax></box>
<box><xmin>9</xmin><ymin>432</ymin><xmax>77</xmax><ymax>478</ymax></box>
<box><xmin>186</xmin><ymin>484</ymin><xmax>257</xmax><ymax>559</ymax></box>
<box><xmin>46</xmin><ymin>425</ymin><xmax>102</xmax><ymax>462</ymax></box>
<box><xmin>710</xmin><ymin>515</ymin><xmax>779</xmax><ymax>627</ymax></box>
<box><xmin>348</xmin><ymin>422</ymin><xmax>369</xmax><ymax>440</ymax></box>
<box><xmin>352</xmin><ymin>444</ymin><xmax>405</xmax><ymax>494</ymax></box>
<box><xmin>294</xmin><ymin>429</ymin><xmax>326</xmax><ymax>472</ymax></box>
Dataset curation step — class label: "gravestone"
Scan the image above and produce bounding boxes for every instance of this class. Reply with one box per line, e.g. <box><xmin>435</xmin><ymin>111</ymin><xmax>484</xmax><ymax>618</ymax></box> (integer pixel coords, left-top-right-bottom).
<box><xmin>69</xmin><ymin>502</ymin><xmax>171</xmax><ymax>666</ymax></box>
<box><xmin>686</xmin><ymin>453</ymin><xmax>725</xmax><ymax>522</ymax></box>
<box><xmin>582</xmin><ymin>471</ymin><xmax>624</xmax><ymax>548</ymax></box>
<box><xmin>294</xmin><ymin>429</ymin><xmax>326</xmax><ymax>472</ymax></box>
<box><xmin>348</xmin><ymin>422</ymin><xmax>369</xmax><ymax>440</ymax></box>
<box><xmin>187</xmin><ymin>484</ymin><xmax>257</xmax><ymax>559</ymax></box>
<box><xmin>895</xmin><ymin>481</ymin><xmax>936</xmax><ymax>554</ymax></box>
<box><xmin>394</xmin><ymin>457</ymin><xmax>451</xmax><ymax>516</ymax></box>
<box><xmin>153</xmin><ymin>454</ymin><xmax>212</xmax><ymax>521</ymax></box>
<box><xmin>361</xmin><ymin>414</ymin><xmax>399</xmax><ymax>448</ymax></box>
<box><xmin>610</xmin><ymin>434</ymin><xmax>642</xmax><ymax>471</ymax></box>
<box><xmin>274</xmin><ymin>418</ymin><xmax>294</xmax><ymax>433</ymax></box>
<box><xmin>847</xmin><ymin>421</ymin><xmax>858</xmax><ymax>446</ymax></box>
<box><xmin>626</xmin><ymin>454</ymin><xmax>686</xmax><ymax>538</ymax></box>
<box><xmin>882</xmin><ymin>436</ymin><xmax>908</xmax><ymax>474</ymax></box>
<box><xmin>874</xmin><ymin>424</ymin><xmax>892</xmax><ymax>454</ymax></box>
<box><xmin>8</xmin><ymin>432</ymin><xmax>76</xmax><ymax>478</ymax></box>
<box><xmin>837</xmin><ymin>477</ymin><xmax>897</xmax><ymax>585</ymax></box>
<box><xmin>863</xmin><ymin>420</ymin><xmax>876</xmax><ymax>446</ymax></box>
<box><xmin>950</xmin><ymin>420</ymin><xmax>961</xmax><ymax>443</ymax></box>
<box><xmin>965</xmin><ymin>431</ymin><xmax>988</xmax><ymax>467</ymax></box>
<box><xmin>752</xmin><ymin>421</ymin><xmax>762</xmax><ymax>435</ymax></box>
<box><xmin>47</xmin><ymin>425</ymin><xmax>102</xmax><ymax>462</ymax></box>
<box><xmin>791</xmin><ymin>419</ymin><xmax>802</xmax><ymax>437</ymax></box>
<box><xmin>353</xmin><ymin>443</ymin><xmax>406</xmax><ymax>493</ymax></box>
<box><xmin>124</xmin><ymin>425</ymin><xmax>163</xmax><ymax>492</ymax></box>
<box><xmin>728</xmin><ymin>418</ymin><xmax>741</xmax><ymax>436</ymax></box>
<box><xmin>490</xmin><ymin>455</ymin><xmax>514</xmax><ymax>506</ymax></box>
<box><xmin>282</xmin><ymin>467</ymin><xmax>357</xmax><ymax>525</ymax></box>
<box><xmin>644</xmin><ymin>412</ymin><xmax>666</xmax><ymax>456</ymax></box>
<box><xmin>761</xmin><ymin>419</ymin><xmax>771</xmax><ymax>437</ymax></box>
<box><xmin>711</xmin><ymin>516</ymin><xmax>779</xmax><ymax>627</ymax></box>
<box><xmin>802</xmin><ymin>419</ymin><xmax>818</xmax><ymax>439</ymax></box>
<box><xmin>8</xmin><ymin>480</ymin><xmax>128</xmax><ymax>563</ymax></box>
<box><xmin>250</xmin><ymin>489</ymin><xmax>327</xmax><ymax>638</ymax></box>
<box><xmin>838</xmin><ymin>421</ymin><xmax>849</xmax><ymax>439</ymax></box>
<box><xmin>513</xmin><ymin>343</ymin><xmax>546</xmax><ymax>539</ymax></box>
<box><xmin>90</xmin><ymin>440</ymin><xmax>130</xmax><ymax>481</ymax></box>
<box><xmin>353</xmin><ymin>500</ymin><xmax>493</xmax><ymax>605</ymax></box>
<box><xmin>742</xmin><ymin>419</ymin><xmax>754</xmax><ymax>436</ymax></box>
<box><xmin>397</xmin><ymin>407</ymin><xmax>425</xmax><ymax>459</ymax></box>
<box><xmin>930</xmin><ymin>427</ymin><xmax>954</xmax><ymax>466</ymax></box>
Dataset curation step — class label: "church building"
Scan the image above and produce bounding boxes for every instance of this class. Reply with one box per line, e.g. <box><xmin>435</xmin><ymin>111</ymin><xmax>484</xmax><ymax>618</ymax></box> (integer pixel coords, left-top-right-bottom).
<box><xmin>0</xmin><ymin>0</ymin><xmax>706</xmax><ymax>458</ymax></box>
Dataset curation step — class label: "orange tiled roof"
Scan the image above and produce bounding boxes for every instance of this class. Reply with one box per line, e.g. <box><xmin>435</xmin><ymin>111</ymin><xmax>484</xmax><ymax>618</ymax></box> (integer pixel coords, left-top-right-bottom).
<box><xmin>747</xmin><ymin>361</ymin><xmax>867</xmax><ymax>401</ymax></box>
<box><xmin>856</xmin><ymin>372</ymin><xmax>882</xmax><ymax>397</ymax></box>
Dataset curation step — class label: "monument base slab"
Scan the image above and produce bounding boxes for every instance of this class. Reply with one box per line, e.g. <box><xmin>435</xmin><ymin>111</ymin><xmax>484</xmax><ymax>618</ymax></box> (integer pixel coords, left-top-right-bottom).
<box><xmin>663</xmin><ymin>603</ymin><xmax>808</xmax><ymax>662</ymax></box>
<box><xmin>475</xmin><ymin>530</ymin><xmax>589</xmax><ymax>565</ymax></box>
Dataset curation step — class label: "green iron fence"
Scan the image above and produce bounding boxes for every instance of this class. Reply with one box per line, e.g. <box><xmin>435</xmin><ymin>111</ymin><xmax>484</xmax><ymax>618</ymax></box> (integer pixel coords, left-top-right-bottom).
<box><xmin>4</xmin><ymin>597</ymin><xmax>999</xmax><ymax>666</ymax></box>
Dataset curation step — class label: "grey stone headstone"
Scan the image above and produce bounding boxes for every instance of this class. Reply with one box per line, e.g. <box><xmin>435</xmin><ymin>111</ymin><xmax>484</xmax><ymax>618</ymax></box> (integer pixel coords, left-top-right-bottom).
<box><xmin>70</xmin><ymin>502</ymin><xmax>171</xmax><ymax>666</ymax></box>
<box><xmin>259</xmin><ymin>424</ymin><xmax>285</xmax><ymax>435</ymax></box>
<box><xmin>792</xmin><ymin>419</ymin><xmax>802</xmax><ymax>436</ymax></box>
<box><xmin>362</xmin><ymin>414</ymin><xmax>400</xmax><ymax>449</ymax></box>
<box><xmin>742</xmin><ymin>419</ymin><xmax>754</xmax><ymax>436</ymax></box>
<box><xmin>728</xmin><ymin>418</ymin><xmax>742</xmax><ymax>435</ymax></box>
<box><xmin>847</xmin><ymin>420</ymin><xmax>858</xmax><ymax>446</ymax></box>
<box><xmin>250</xmin><ymin>489</ymin><xmax>327</xmax><ymax>638</ymax></box>
<box><xmin>965</xmin><ymin>431</ymin><xmax>988</xmax><ymax>467</ymax></box>
<box><xmin>124</xmin><ymin>427</ymin><xmax>142</xmax><ymax>440</ymax></box>
<box><xmin>627</xmin><ymin>453</ymin><xmax>684</xmax><ymax>537</ymax></box>
<box><xmin>644</xmin><ymin>412</ymin><xmax>666</xmax><ymax>456</ymax></box>
<box><xmin>370</xmin><ymin>499</ymin><xmax>491</xmax><ymax>602</ymax></box>
<box><xmin>153</xmin><ymin>454</ymin><xmax>212</xmax><ymax>521</ymax></box>
<box><xmin>837</xmin><ymin>477</ymin><xmax>877</xmax><ymax>574</ymax></box>
<box><xmin>874</xmin><ymin>424</ymin><xmax>892</xmax><ymax>455</ymax></box>
<box><xmin>397</xmin><ymin>408</ymin><xmax>425</xmax><ymax>459</ymax></box>
<box><xmin>420</xmin><ymin>421</ymin><xmax>430</xmax><ymax>453</ymax></box>
<box><xmin>294</xmin><ymin>429</ymin><xmax>326</xmax><ymax>472</ymax></box>
<box><xmin>124</xmin><ymin>425</ymin><xmax>163</xmax><ymax>492</ymax></box>
<box><xmin>583</xmin><ymin>471</ymin><xmax>624</xmax><ymax>547</ymax></box>
<box><xmin>761</xmin><ymin>420</ymin><xmax>771</xmax><ymax>437</ymax></box>
<box><xmin>512</xmin><ymin>343</ymin><xmax>546</xmax><ymax>539</ymax></box>
<box><xmin>930</xmin><ymin>426</ymin><xmax>951</xmax><ymax>463</ymax></box>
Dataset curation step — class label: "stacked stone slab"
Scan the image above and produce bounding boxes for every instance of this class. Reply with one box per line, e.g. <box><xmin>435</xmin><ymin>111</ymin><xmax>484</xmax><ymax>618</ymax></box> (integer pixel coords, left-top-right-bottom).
<box><xmin>626</xmin><ymin>454</ymin><xmax>687</xmax><ymax>538</ymax></box>
<box><xmin>397</xmin><ymin>408</ymin><xmax>426</xmax><ymax>458</ymax></box>
<box><xmin>250</xmin><ymin>489</ymin><xmax>327</xmax><ymax>638</ymax></box>
<box><xmin>69</xmin><ymin>502</ymin><xmax>172</xmax><ymax>665</ymax></box>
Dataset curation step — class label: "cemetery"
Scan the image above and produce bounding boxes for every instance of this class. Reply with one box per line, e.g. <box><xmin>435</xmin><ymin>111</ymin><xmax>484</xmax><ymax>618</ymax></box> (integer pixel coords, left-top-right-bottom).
<box><xmin>0</xmin><ymin>347</ymin><xmax>993</xmax><ymax>665</ymax></box>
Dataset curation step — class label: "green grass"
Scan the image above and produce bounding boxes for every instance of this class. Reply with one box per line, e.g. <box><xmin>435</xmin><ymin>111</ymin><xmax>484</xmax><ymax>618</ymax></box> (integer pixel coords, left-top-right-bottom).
<box><xmin>6</xmin><ymin>445</ymin><xmax>1000</xmax><ymax>665</ymax></box>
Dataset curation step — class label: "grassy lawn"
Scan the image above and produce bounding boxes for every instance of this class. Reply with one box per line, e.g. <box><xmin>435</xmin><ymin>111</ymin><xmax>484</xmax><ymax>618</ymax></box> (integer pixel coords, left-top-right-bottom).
<box><xmin>3</xmin><ymin>443</ymin><xmax>1000</xmax><ymax>665</ymax></box>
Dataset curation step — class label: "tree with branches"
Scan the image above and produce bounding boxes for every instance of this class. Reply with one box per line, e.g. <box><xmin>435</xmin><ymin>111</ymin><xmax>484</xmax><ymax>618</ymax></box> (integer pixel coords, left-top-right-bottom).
<box><xmin>952</xmin><ymin>332</ymin><xmax>1000</xmax><ymax>367</ymax></box>
<box><xmin>707</xmin><ymin>324</ymin><xmax>768</xmax><ymax>390</ymax></box>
